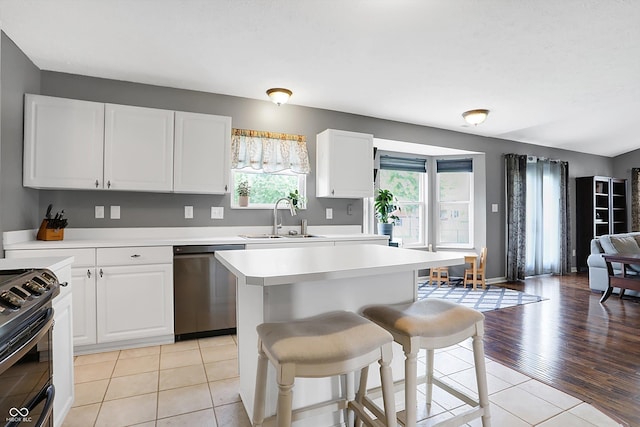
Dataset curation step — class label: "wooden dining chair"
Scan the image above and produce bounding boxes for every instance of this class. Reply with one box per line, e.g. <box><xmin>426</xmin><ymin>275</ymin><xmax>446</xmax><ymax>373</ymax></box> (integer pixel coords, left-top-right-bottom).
<box><xmin>430</xmin><ymin>267</ymin><xmax>450</xmax><ymax>287</ymax></box>
<box><xmin>463</xmin><ymin>247</ymin><xmax>488</xmax><ymax>289</ymax></box>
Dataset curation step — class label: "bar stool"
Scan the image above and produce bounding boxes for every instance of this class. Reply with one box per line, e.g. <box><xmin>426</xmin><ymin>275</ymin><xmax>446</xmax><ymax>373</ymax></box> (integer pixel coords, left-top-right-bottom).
<box><xmin>362</xmin><ymin>299</ymin><xmax>491</xmax><ymax>427</ymax></box>
<box><xmin>252</xmin><ymin>311</ymin><xmax>398</xmax><ymax>427</ymax></box>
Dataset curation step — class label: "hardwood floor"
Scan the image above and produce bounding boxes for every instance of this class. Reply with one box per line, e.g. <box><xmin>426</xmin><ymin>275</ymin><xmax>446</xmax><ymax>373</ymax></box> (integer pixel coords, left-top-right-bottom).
<box><xmin>483</xmin><ymin>273</ymin><xmax>640</xmax><ymax>427</ymax></box>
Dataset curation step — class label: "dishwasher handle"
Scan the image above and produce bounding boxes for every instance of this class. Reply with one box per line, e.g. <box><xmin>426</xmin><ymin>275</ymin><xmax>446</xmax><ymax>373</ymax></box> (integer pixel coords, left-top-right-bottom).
<box><xmin>173</xmin><ymin>245</ymin><xmax>246</xmax><ymax>255</ymax></box>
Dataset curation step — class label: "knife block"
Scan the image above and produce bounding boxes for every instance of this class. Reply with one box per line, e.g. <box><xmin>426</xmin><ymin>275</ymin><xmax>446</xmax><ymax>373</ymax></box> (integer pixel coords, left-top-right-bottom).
<box><xmin>36</xmin><ymin>220</ymin><xmax>65</xmax><ymax>241</ymax></box>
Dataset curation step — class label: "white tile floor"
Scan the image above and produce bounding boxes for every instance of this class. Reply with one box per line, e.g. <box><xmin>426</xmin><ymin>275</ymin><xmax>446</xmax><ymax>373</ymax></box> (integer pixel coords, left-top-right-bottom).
<box><xmin>62</xmin><ymin>335</ymin><xmax>622</xmax><ymax>427</ymax></box>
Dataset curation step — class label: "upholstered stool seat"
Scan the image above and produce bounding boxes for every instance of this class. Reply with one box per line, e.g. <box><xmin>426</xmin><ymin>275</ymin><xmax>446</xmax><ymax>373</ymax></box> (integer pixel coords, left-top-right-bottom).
<box><xmin>363</xmin><ymin>299</ymin><xmax>491</xmax><ymax>427</ymax></box>
<box><xmin>253</xmin><ymin>311</ymin><xmax>398</xmax><ymax>427</ymax></box>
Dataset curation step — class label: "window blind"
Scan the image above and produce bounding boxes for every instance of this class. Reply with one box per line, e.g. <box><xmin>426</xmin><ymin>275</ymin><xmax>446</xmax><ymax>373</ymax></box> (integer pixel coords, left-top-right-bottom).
<box><xmin>380</xmin><ymin>155</ymin><xmax>427</xmax><ymax>173</ymax></box>
<box><xmin>436</xmin><ymin>158</ymin><xmax>473</xmax><ymax>173</ymax></box>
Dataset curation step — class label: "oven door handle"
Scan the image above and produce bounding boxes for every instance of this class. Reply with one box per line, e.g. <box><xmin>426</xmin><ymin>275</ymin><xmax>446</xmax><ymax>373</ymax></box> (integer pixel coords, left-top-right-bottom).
<box><xmin>0</xmin><ymin>308</ymin><xmax>54</xmax><ymax>375</ymax></box>
<box><xmin>5</xmin><ymin>383</ymin><xmax>55</xmax><ymax>427</ymax></box>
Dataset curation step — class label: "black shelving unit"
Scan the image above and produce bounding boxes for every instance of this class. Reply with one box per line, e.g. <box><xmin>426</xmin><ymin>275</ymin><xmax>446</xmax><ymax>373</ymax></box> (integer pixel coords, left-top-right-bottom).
<box><xmin>575</xmin><ymin>176</ymin><xmax>628</xmax><ymax>272</ymax></box>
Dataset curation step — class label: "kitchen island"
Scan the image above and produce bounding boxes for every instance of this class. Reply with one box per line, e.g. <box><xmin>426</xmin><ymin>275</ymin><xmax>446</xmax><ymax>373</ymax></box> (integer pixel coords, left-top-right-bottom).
<box><xmin>215</xmin><ymin>244</ymin><xmax>465</xmax><ymax>426</ymax></box>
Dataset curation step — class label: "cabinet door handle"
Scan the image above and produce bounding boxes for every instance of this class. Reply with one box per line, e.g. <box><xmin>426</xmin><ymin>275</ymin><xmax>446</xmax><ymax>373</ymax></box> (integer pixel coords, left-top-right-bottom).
<box><xmin>60</xmin><ymin>281</ymin><xmax>69</xmax><ymax>287</ymax></box>
<box><xmin>99</xmin><ymin>268</ymin><xmax>103</xmax><ymax>278</ymax></box>
<box><xmin>87</xmin><ymin>269</ymin><xmax>91</xmax><ymax>278</ymax></box>
<box><xmin>131</xmin><ymin>254</ymin><xmax>141</xmax><ymax>258</ymax></box>
<box><xmin>107</xmin><ymin>181</ymin><xmax>111</xmax><ymax>189</ymax></box>
<box><xmin>95</xmin><ymin>180</ymin><xmax>99</xmax><ymax>188</ymax></box>
<box><xmin>331</xmin><ymin>189</ymin><xmax>335</xmax><ymax>195</ymax></box>
<box><xmin>225</xmin><ymin>185</ymin><xmax>228</xmax><ymax>192</ymax></box>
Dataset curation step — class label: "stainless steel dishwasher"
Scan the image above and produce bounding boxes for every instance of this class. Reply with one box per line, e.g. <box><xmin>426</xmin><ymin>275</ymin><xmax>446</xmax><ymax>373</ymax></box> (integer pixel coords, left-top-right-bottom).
<box><xmin>173</xmin><ymin>244</ymin><xmax>245</xmax><ymax>340</ymax></box>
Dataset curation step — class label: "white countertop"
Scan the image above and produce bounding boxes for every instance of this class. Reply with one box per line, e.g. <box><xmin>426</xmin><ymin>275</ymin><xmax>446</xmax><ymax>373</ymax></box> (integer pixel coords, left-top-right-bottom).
<box><xmin>0</xmin><ymin>256</ymin><xmax>74</xmax><ymax>271</ymax></box>
<box><xmin>3</xmin><ymin>226</ymin><xmax>387</xmax><ymax>250</ymax></box>
<box><xmin>215</xmin><ymin>244</ymin><xmax>466</xmax><ymax>286</ymax></box>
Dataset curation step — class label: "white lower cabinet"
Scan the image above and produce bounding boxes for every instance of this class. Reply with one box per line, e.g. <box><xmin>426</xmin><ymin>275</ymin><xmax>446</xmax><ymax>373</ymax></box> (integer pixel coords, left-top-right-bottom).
<box><xmin>51</xmin><ymin>265</ymin><xmax>74</xmax><ymax>427</ymax></box>
<box><xmin>96</xmin><ymin>263</ymin><xmax>173</xmax><ymax>343</ymax></box>
<box><xmin>5</xmin><ymin>246</ymin><xmax>174</xmax><ymax>352</ymax></box>
<box><xmin>71</xmin><ymin>267</ymin><xmax>97</xmax><ymax>346</ymax></box>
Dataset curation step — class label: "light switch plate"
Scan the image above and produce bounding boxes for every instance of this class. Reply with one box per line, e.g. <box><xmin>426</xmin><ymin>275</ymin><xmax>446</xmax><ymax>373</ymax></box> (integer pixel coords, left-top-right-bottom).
<box><xmin>326</xmin><ymin>208</ymin><xmax>333</xmax><ymax>220</ymax></box>
<box><xmin>95</xmin><ymin>206</ymin><xmax>104</xmax><ymax>219</ymax></box>
<box><xmin>491</xmin><ymin>203</ymin><xmax>499</xmax><ymax>213</ymax></box>
<box><xmin>184</xmin><ymin>206</ymin><xmax>194</xmax><ymax>219</ymax></box>
<box><xmin>211</xmin><ymin>207</ymin><xmax>224</xmax><ymax>219</ymax></box>
<box><xmin>110</xmin><ymin>206</ymin><xmax>120</xmax><ymax>219</ymax></box>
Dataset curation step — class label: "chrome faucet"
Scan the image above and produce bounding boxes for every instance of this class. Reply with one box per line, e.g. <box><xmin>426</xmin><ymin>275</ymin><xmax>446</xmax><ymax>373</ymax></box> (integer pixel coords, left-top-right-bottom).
<box><xmin>273</xmin><ymin>198</ymin><xmax>297</xmax><ymax>235</ymax></box>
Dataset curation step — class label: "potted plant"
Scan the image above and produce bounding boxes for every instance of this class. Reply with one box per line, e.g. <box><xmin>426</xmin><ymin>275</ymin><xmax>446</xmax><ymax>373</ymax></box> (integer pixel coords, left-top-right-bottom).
<box><xmin>374</xmin><ymin>189</ymin><xmax>400</xmax><ymax>240</ymax></box>
<box><xmin>237</xmin><ymin>179</ymin><xmax>250</xmax><ymax>207</ymax></box>
<box><xmin>287</xmin><ymin>189</ymin><xmax>304</xmax><ymax>211</ymax></box>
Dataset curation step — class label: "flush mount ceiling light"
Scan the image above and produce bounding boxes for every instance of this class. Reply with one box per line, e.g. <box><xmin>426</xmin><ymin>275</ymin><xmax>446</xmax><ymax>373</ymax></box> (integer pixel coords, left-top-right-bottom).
<box><xmin>266</xmin><ymin>88</ymin><xmax>293</xmax><ymax>106</ymax></box>
<box><xmin>462</xmin><ymin>109</ymin><xmax>490</xmax><ymax>126</ymax></box>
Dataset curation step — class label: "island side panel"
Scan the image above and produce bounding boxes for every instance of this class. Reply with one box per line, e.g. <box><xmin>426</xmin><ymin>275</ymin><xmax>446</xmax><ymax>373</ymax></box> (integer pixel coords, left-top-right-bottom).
<box><xmin>236</xmin><ymin>275</ymin><xmax>265</xmax><ymax>419</ymax></box>
<box><xmin>239</xmin><ymin>269</ymin><xmax>416</xmax><ymax>426</ymax></box>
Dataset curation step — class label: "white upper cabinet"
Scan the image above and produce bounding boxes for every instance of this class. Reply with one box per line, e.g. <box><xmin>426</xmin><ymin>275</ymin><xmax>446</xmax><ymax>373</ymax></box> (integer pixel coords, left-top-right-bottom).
<box><xmin>23</xmin><ymin>94</ymin><xmax>105</xmax><ymax>189</ymax></box>
<box><xmin>316</xmin><ymin>129</ymin><xmax>374</xmax><ymax>198</ymax></box>
<box><xmin>104</xmin><ymin>104</ymin><xmax>175</xmax><ymax>192</ymax></box>
<box><xmin>23</xmin><ymin>94</ymin><xmax>231</xmax><ymax>193</ymax></box>
<box><xmin>174</xmin><ymin>111</ymin><xmax>231</xmax><ymax>194</ymax></box>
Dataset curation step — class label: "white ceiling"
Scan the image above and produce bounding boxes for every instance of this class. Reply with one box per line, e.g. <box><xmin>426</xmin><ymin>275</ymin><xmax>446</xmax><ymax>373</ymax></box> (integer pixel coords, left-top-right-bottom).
<box><xmin>1</xmin><ymin>0</ymin><xmax>639</xmax><ymax>157</ymax></box>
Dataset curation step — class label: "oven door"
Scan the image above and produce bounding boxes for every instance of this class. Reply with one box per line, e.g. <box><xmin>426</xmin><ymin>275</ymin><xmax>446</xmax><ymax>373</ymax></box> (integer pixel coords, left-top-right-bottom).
<box><xmin>0</xmin><ymin>306</ymin><xmax>55</xmax><ymax>427</ymax></box>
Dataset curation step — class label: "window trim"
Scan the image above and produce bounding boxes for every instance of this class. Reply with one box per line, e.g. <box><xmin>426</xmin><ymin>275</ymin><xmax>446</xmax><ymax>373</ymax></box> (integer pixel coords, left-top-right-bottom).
<box><xmin>435</xmin><ymin>166</ymin><xmax>474</xmax><ymax>249</ymax></box>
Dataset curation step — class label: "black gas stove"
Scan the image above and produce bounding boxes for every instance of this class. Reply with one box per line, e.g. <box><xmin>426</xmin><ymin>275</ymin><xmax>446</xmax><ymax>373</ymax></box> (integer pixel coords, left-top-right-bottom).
<box><xmin>0</xmin><ymin>269</ymin><xmax>60</xmax><ymax>427</ymax></box>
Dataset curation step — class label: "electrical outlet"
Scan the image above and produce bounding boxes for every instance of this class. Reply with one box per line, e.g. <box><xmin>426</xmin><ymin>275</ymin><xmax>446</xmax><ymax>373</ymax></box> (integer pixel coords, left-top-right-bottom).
<box><xmin>491</xmin><ymin>204</ymin><xmax>499</xmax><ymax>213</ymax></box>
<box><xmin>95</xmin><ymin>206</ymin><xmax>104</xmax><ymax>219</ymax></box>
<box><xmin>110</xmin><ymin>206</ymin><xmax>120</xmax><ymax>219</ymax></box>
<box><xmin>326</xmin><ymin>208</ymin><xmax>333</xmax><ymax>220</ymax></box>
<box><xmin>184</xmin><ymin>206</ymin><xmax>194</xmax><ymax>219</ymax></box>
<box><xmin>211</xmin><ymin>207</ymin><xmax>224</xmax><ymax>219</ymax></box>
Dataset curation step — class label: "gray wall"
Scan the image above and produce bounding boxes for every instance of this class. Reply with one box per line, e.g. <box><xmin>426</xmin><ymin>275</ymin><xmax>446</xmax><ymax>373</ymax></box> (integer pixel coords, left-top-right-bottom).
<box><xmin>0</xmin><ymin>31</ymin><xmax>619</xmax><ymax>278</ymax></box>
<box><xmin>0</xmin><ymin>33</ymin><xmax>41</xmax><ymax>251</ymax></box>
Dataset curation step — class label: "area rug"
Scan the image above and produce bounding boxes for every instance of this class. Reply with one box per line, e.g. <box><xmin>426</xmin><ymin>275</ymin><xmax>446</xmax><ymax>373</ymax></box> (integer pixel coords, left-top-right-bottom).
<box><xmin>417</xmin><ymin>282</ymin><xmax>546</xmax><ymax>312</ymax></box>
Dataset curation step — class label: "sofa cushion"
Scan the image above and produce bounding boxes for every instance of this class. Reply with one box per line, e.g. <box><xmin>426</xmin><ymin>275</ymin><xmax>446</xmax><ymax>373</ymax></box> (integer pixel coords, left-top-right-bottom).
<box><xmin>600</xmin><ymin>234</ymin><xmax>640</xmax><ymax>272</ymax></box>
<box><xmin>600</xmin><ymin>235</ymin><xmax>640</xmax><ymax>255</ymax></box>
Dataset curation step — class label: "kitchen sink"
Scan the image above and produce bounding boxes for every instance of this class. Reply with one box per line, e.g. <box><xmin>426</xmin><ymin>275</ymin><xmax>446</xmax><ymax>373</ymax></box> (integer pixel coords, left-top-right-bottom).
<box><xmin>239</xmin><ymin>234</ymin><xmax>320</xmax><ymax>239</ymax></box>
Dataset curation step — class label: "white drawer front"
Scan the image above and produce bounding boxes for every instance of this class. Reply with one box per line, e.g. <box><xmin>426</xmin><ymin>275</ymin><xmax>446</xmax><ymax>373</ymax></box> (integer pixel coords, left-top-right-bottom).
<box><xmin>5</xmin><ymin>248</ymin><xmax>96</xmax><ymax>268</ymax></box>
<box><xmin>97</xmin><ymin>246</ymin><xmax>172</xmax><ymax>266</ymax></box>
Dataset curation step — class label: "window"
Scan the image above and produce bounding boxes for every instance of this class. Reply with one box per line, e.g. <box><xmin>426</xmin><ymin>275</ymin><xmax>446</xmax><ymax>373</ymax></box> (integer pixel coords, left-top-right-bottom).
<box><xmin>231</xmin><ymin>169</ymin><xmax>306</xmax><ymax>209</ymax></box>
<box><xmin>436</xmin><ymin>158</ymin><xmax>473</xmax><ymax>248</ymax></box>
<box><xmin>378</xmin><ymin>155</ymin><xmax>427</xmax><ymax>246</ymax></box>
<box><xmin>230</xmin><ymin>128</ymin><xmax>309</xmax><ymax>209</ymax></box>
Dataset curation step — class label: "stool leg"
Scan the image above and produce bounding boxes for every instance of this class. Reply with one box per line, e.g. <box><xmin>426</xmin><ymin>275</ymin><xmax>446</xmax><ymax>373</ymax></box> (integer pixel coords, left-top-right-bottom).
<box><xmin>472</xmin><ymin>329</ymin><xmax>491</xmax><ymax>427</ymax></box>
<box><xmin>253</xmin><ymin>344</ymin><xmax>268</xmax><ymax>427</ymax></box>
<box><xmin>276</xmin><ymin>364</ymin><xmax>295</xmax><ymax>427</ymax></box>
<box><xmin>354</xmin><ymin>366</ymin><xmax>369</xmax><ymax>427</ymax></box>
<box><xmin>404</xmin><ymin>347</ymin><xmax>419</xmax><ymax>427</ymax></box>
<box><xmin>425</xmin><ymin>348</ymin><xmax>434</xmax><ymax>413</ymax></box>
<box><xmin>344</xmin><ymin>372</ymin><xmax>355</xmax><ymax>427</ymax></box>
<box><xmin>379</xmin><ymin>343</ymin><xmax>397</xmax><ymax>427</ymax></box>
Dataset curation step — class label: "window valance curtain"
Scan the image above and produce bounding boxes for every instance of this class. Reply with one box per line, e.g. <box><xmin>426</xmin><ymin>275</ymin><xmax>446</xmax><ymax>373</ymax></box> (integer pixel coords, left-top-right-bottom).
<box><xmin>231</xmin><ymin>128</ymin><xmax>310</xmax><ymax>174</ymax></box>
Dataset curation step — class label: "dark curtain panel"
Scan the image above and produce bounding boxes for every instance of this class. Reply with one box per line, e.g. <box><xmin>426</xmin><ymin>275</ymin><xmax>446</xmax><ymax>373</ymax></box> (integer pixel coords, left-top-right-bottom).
<box><xmin>632</xmin><ymin>168</ymin><xmax>640</xmax><ymax>231</ymax></box>
<box><xmin>558</xmin><ymin>161</ymin><xmax>572</xmax><ymax>275</ymax></box>
<box><xmin>505</xmin><ymin>154</ymin><xmax>527</xmax><ymax>281</ymax></box>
